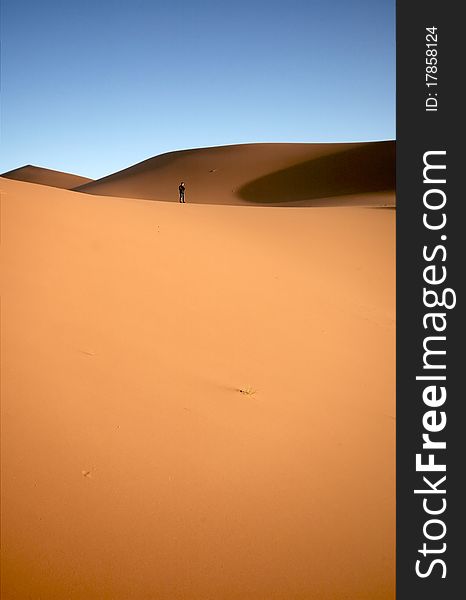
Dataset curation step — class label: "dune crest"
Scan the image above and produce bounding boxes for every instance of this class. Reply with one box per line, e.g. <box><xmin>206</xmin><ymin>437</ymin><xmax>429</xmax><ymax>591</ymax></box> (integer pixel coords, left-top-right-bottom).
<box><xmin>1</xmin><ymin>165</ymin><xmax>93</xmax><ymax>190</ymax></box>
<box><xmin>76</xmin><ymin>141</ymin><xmax>395</xmax><ymax>206</ymax></box>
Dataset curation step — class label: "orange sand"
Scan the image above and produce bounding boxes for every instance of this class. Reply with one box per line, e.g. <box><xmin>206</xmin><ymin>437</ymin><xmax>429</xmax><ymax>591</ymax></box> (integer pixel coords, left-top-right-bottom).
<box><xmin>1</xmin><ymin>151</ymin><xmax>395</xmax><ymax>599</ymax></box>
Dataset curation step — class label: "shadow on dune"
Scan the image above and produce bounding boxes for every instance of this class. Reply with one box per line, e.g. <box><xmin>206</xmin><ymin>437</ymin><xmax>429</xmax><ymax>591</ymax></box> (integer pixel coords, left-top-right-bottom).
<box><xmin>237</xmin><ymin>141</ymin><xmax>395</xmax><ymax>205</ymax></box>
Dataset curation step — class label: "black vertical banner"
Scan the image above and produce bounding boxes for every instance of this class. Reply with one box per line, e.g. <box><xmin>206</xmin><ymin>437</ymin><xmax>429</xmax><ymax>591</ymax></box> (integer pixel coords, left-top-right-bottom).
<box><xmin>397</xmin><ymin>2</ymin><xmax>464</xmax><ymax>598</ymax></box>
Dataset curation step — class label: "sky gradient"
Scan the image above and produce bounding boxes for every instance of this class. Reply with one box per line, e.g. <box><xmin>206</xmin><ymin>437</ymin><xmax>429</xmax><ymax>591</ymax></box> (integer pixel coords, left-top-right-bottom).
<box><xmin>1</xmin><ymin>0</ymin><xmax>395</xmax><ymax>179</ymax></box>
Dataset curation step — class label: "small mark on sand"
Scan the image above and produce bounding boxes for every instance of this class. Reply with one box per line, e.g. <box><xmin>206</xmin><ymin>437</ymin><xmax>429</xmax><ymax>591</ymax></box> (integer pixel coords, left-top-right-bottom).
<box><xmin>238</xmin><ymin>387</ymin><xmax>257</xmax><ymax>396</ymax></box>
<box><xmin>79</xmin><ymin>350</ymin><xmax>96</xmax><ymax>357</ymax></box>
<box><xmin>81</xmin><ymin>470</ymin><xmax>92</xmax><ymax>478</ymax></box>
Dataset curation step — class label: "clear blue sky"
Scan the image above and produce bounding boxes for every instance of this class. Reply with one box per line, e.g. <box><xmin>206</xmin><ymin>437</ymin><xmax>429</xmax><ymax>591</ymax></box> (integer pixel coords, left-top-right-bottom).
<box><xmin>1</xmin><ymin>0</ymin><xmax>395</xmax><ymax>179</ymax></box>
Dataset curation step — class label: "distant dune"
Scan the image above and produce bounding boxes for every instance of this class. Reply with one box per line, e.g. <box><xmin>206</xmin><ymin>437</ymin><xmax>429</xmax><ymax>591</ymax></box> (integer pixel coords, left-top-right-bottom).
<box><xmin>76</xmin><ymin>141</ymin><xmax>395</xmax><ymax>207</ymax></box>
<box><xmin>1</xmin><ymin>176</ymin><xmax>395</xmax><ymax>599</ymax></box>
<box><xmin>1</xmin><ymin>165</ymin><xmax>93</xmax><ymax>190</ymax></box>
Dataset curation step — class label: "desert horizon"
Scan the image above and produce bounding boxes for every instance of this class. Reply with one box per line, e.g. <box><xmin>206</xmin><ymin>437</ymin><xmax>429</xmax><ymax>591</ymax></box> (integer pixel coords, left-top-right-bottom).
<box><xmin>2</xmin><ymin>140</ymin><xmax>395</xmax><ymax>207</ymax></box>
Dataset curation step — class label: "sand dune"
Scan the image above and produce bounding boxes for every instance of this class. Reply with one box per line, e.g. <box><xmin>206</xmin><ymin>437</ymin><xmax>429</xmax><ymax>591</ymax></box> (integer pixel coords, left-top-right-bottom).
<box><xmin>1</xmin><ymin>175</ymin><xmax>395</xmax><ymax>599</ymax></box>
<box><xmin>76</xmin><ymin>141</ymin><xmax>395</xmax><ymax>207</ymax></box>
<box><xmin>1</xmin><ymin>165</ymin><xmax>93</xmax><ymax>190</ymax></box>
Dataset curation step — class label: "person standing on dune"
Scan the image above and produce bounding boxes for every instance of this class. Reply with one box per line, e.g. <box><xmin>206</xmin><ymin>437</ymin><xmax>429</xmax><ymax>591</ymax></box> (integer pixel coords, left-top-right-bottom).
<box><xmin>179</xmin><ymin>181</ymin><xmax>186</xmax><ymax>203</ymax></box>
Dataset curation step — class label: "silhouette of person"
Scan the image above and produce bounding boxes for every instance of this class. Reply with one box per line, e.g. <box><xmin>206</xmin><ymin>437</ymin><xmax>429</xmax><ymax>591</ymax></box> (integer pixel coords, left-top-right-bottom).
<box><xmin>179</xmin><ymin>182</ymin><xmax>186</xmax><ymax>203</ymax></box>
